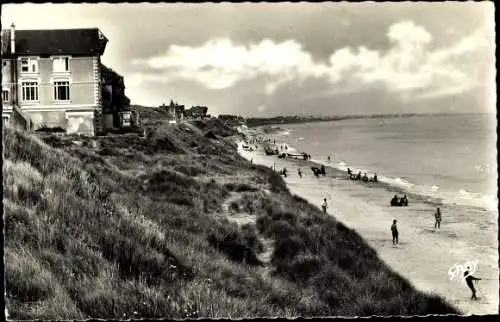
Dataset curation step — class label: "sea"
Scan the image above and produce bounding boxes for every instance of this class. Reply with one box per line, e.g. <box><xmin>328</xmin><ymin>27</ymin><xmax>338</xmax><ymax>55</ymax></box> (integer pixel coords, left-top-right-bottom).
<box><xmin>263</xmin><ymin>113</ymin><xmax>498</xmax><ymax>211</ymax></box>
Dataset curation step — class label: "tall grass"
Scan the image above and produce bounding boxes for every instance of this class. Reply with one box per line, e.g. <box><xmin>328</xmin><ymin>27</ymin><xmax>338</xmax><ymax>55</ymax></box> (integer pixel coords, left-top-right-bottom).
<box><xmin>3</xmin><ymin>115</ymin><xmax>460</xmax><ymax>319</ymax></box>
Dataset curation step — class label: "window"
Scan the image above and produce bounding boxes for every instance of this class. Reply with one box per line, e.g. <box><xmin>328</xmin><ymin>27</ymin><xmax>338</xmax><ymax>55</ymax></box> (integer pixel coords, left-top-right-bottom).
<box><xmin>53</xmin><ymin>57</ymin><xmax>70</xmax><ymax>72</ymax></box>
<box><xmin>21</xmin><ymin>57</ymin><xmax>38</xmax><ymax>73</ymax></box>
<box><xmin>54</xmin><ymin>81</ymin><xmax>70</xmax><ymax>101</ymax></box>
<box><xmin>21</xmin><ymin>81</ymin><xmax>39</xmax><ymax>101</ymax></box>
<box><xmin>2</xmin><ymin>90</ymin><xmax>9</xmax><ymax>103</ymax></box>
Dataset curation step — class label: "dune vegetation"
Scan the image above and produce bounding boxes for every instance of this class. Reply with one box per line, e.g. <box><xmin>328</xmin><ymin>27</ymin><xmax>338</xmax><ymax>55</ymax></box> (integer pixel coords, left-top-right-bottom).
<box><xmin>3</xmin><ymin>106</ymin><xmax>460</xmax><ymax>319</ymax></box>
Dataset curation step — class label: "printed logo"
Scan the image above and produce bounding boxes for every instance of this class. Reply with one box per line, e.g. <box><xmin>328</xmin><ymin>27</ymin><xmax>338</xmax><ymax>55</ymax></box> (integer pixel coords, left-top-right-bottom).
<box><xmin>448</xmin><ymin>259</ymin><xmax>478</xmax><ymax>283</ymax></box>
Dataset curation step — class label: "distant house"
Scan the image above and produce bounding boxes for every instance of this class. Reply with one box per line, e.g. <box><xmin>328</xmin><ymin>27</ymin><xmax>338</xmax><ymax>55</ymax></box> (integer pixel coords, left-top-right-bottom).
<box><xmin>160</xmin><ymin>99</ymin><xmax>184</xmax><ymax>123</ymax></box>
<box><xmin>189</xmin><ymin>105</ymin><xmax>208</xmax><ymax>119</ymax></box>
<box><xmin>1</xmin><ymin>23</ymin><xmax>133</xmax><ymax>135</ymax></box>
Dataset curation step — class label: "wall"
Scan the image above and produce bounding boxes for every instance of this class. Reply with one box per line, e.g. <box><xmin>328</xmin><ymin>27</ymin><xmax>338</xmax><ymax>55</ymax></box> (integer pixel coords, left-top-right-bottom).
<box><xmin>16</xmin><ymin>56</ymin><xmax>96</xmax><ymax>109</ymax></box>
<box><xmin>2</xmin><ymin>58</ymin><xmax>13</xmax><ymax>106</ymax></box>
<box><xmin>11</xmin><ymin>108</ymin><xmax>29</xmax><ymax>131</ymax></box>
<box><xmin>23</xmin><ymin>110</ymin><xmax>66</xmax><ymax>129</ymax></box>
<box><xmin>66</xmin><ymin>111</ymin><xmax>95</xmax><ymax>136</ymax></box>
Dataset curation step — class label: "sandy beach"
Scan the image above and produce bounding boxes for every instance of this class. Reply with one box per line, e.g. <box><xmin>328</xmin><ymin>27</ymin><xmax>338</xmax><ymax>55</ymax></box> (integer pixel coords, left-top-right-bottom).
<box><xmin>237</xmin><ymin>138</ymin><xmax>498</xmax><ymax>316</ymax></box>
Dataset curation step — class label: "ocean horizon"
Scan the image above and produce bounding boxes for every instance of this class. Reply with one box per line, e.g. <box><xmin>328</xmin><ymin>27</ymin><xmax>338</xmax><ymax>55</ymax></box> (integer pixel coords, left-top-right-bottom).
<box><xmin>260</xmin><ymin>113</ymin><xmax>497</xmax><ymax>212</ymax></box>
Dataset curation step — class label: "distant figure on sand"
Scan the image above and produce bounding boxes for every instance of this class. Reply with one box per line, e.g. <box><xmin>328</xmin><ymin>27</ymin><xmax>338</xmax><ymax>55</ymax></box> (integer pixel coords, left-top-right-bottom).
<box><xmin>390</xmin><ymin>194</ymin><xmax>408</xmax><ymax>207</ymax></box>
<box><xmin>362</xmin><ymin>173</ymin><xmax>369</xmax><ymax>182</ymax></box>
<box><xmin>321</xmin><ymin>198</ymin><xmax>328</xmax><ymax>214</ymax></box>
<box><xmin>282</xmin><ymin>168</ymin><xmax>288</xmax><ymax>178</ymax></box>
<box><xmin>320</xmin><ymin>165</ymin><xmax>326</xmax><ymax>176</ymax></box>
<box><xmin>356</xmin><ymin>171</ymin><xmax>362</xmax><ymax>180</ymax></box>
<box><xmin>298</xmin><ymin>168</ymin><xmax>302</xmax><ymax>178</ymax></box>
<box><xmin>390</xmin><ymin>195</ymin><xmax>399</xmax><ymax>206</ymax></box>
<box><xmin>464</xmin><ymin>267</ymin><xmax>482</xmax><ymax>300</ymax></box>
<box><xmin>434</xmin><ymin>207</ymin><xmax>442</xmax><ymax>229</ymax></box>
<box><xmin>400</xmin><ymin>195</ymin><xmax>408</xmax><ymax>207</ymax></box>
<box><xmin>373</xmin><ymin>173</ymin><xmax>378</xmax><ymax>183</ymax></box>
<box><xmin>327</xmin><ymin>156</ymin><xmax>331</xmax><ymax>162</ymax></box>
<box><xmin>391</xmin><ymin>220</ymin><xmax>399</xmax><ymax>245</ymax></box>
<box><xmin>347</xmin><ymin>168</ymin><xmax>352</xmax><ymax>176</ymax></box>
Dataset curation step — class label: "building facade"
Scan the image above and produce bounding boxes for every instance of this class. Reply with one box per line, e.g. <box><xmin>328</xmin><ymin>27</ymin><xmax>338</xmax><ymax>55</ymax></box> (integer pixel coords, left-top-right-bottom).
<box><xmin>1</xmin><ymin>24</ymin><xmax>122</xmax><ymax>135</ymax></box>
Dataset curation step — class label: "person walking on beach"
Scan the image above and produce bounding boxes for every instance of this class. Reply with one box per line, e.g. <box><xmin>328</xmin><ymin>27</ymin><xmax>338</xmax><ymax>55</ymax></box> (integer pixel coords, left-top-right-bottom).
<box><xmin>321</xmin><ymin>198</ymin><xmax>328</xmax><ymax>214</ymax></box>
<box><xmin>391</xmin><ymin>220</ymin><xmax>399</xmax><ymax>245</ymax></box>
<box><xmin>298</xmin><ymin>168</ymin><xmax>302</xmax><ymax>178</ymax></box>
<box><xmin>464</xmin><ymin>267</ymin><xmax>482</xmax><ymax>300</ymax></box>
<box><xmin>434</xmin><ymin>207</ymin><xmax>442</xmax><ymax>229</ymax></box>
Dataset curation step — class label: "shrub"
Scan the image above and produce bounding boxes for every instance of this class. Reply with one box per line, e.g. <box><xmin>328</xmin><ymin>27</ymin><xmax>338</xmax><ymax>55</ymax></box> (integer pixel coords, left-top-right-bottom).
<box><xmin>224</xmin><ymin>183</ymin><xmax>259</xmax><ymax>192</ymax></box>
<box><xmin>229</xmin><ymin>201</ymin><xmax>239</xmax><ymax>212</ymax></box>
<box><xmin>275</xmin><ymin>254</ymin><xmax>323</xmax><ymax>285</ymax></box>
<box><xmin>207</xmin><ymin>226</ymin><xmax>263</xmax><ymax>266</ymax></box>
<box><xmin>267</xmin><ymin>220</ymin><xmax>296</xmax><ymax>240</ymax></box>
<box><xmin>272</xmin><ymin>235</ymin><xmax>305</xmax><ymax>262</ymax></box>
<box><xmin>270</xmin><ymin>211</ymin><xmax>298</xmax><ymax>225</ymax></box>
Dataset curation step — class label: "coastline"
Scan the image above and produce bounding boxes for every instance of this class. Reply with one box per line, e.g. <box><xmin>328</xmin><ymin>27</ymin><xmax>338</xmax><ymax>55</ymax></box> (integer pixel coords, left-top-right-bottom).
<box><xmin>236</xmin><ymin>136</ymin><xmax>499</xmax><ymax>316</ymax></box>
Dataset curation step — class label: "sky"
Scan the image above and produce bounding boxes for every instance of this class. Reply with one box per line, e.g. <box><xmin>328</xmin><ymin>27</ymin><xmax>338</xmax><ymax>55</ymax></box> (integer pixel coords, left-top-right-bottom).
<box><xmin>2</xmin><ymin>2</ymin><xmax>496</xmax><ymax>116</ymax></box>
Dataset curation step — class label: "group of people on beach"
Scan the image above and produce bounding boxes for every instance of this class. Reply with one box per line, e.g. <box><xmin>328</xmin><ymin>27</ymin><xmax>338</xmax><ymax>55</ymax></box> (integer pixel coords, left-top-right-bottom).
<box><xmin>311</xmin><ymin>165</ymin><xmax>326</xmax><ymax>178</ymax></box>
<box><xmin>390</xmin><ymin>194</ymin><xmax>409</xmax><ymax>207</ymax></box>
<box><xmin>347</xmin><ymin>168</ymin><xmax>378</xmax><ymax>183</ymax></box>
<box><xmin>247</xmin><ymin>137</ymin><xmax>486</xmax><ymax>303</ymax></box>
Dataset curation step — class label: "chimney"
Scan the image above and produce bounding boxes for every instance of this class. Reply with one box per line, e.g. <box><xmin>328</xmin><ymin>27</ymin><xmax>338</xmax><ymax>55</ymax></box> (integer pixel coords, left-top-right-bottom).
<box><xmin>10</xmin><ymin>23</ymin><xmax>15</xmax><ymax>53</ymax></box>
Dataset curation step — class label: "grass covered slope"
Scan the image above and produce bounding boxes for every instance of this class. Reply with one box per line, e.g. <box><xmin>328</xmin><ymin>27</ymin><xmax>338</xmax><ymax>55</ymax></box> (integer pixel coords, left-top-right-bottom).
<box><xmin>3</xmin><ymin>110</ymin><xmax>460</xmax><ymax>319</ymax></box>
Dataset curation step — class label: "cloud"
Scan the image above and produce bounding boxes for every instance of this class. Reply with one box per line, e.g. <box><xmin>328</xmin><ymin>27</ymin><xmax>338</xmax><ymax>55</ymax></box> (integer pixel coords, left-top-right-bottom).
<box><xmin>131</xmin><ymin>20</ymin><xmax>491</xmax><ymax>101</ymax></box>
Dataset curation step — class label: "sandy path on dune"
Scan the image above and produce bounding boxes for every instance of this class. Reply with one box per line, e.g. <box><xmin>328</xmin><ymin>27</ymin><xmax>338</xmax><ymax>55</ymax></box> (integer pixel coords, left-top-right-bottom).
<box><xmin>237</xmin><ymin>141</ymin><xmax>498</xmax><ymax>316</ymax></box>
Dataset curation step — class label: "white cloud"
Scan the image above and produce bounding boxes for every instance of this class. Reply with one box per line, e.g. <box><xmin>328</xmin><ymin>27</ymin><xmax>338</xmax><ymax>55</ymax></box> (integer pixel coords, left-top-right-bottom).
<box><xmin>132</xmin><ymin>20</ymin><xmax>491</xmax><ymax>100</ymax></box>
<box><xmin>387</xmin><ymin>20</ymin><xmax>432</xmax><ymax>45</ymax></box>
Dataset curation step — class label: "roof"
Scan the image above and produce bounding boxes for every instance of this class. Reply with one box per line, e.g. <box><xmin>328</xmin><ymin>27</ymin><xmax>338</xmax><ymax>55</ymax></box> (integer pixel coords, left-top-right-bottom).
<box><xmin>1</xmin><ymin>28</ymin><xmax>108</xmax><ymax>56</ymax></box>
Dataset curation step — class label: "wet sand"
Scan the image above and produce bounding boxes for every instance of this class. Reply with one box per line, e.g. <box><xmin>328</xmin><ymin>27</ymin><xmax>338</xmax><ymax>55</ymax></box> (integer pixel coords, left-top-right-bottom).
<box><xmin>237</xmin><ymin>138</ymin><xmax>498</xmax><ymax>316</ymax></box>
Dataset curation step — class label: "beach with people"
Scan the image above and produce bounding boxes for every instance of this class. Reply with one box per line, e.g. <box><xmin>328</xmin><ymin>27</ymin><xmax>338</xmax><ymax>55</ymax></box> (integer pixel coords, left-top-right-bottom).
<box><xmin>236</xmin><ymin>129</ymin><xmax>498</xmax><ymax>316</ymax></box>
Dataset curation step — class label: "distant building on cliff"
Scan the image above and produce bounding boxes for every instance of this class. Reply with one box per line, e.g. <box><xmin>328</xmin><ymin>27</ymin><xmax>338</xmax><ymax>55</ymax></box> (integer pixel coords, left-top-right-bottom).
<box><xmin>160</xmin><ymin>99</ymin><xmax>184</xmax><ymax>123</ymax></box>
<box><xmin>1</xmin><ymin>23</ymin><xmax>135</xmax><ymax>135</ymax></box>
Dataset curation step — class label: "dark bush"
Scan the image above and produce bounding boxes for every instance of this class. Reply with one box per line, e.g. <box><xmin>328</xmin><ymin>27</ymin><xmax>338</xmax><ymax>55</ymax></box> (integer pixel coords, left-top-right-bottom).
<box><xmin>146</xmin><ymin>169</ymin><xmax>198</xmax><ymax>191</ymax></box>
<box><xmin>275</xmin><ymin>255</ymin><xmax>323</xmax><ymax>285</ymax></box>
<box><xmin>267</xmin><ymin>220</ymin><xmax>296</xmax><ymax>240</ymax></box>
<box><xmin>229</xmin><ymin>201</ymin><xmax>239</xmax><ymax>212</ymax></box>
<box><xmin>207</xmin><ymin>227</ymin><xmax>264</xmax><ymax>266</ymax></box>
<box><xmin>270</xmin><ymin>211</ymin><xmax>297</xmax><ymax>224</ymax></box>
<box><xmin>224</xmin><ymin>183</ymin><xmax>259</xmax><ymax>192</ymax></box>
<box><xmin>272</xmin><ymin>235</ymin><xmax>305</xmax><ymax>262</ymax></box>
<box><xmin>256</xmin><ymin>215</ymin><xmax>272</xmax><ymax>235</ymax></box>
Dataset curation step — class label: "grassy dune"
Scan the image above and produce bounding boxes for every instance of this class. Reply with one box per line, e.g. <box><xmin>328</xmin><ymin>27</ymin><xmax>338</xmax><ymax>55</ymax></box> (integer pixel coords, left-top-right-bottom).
<box><xmin>3</xmin><ymin>107</ymin><xmax>460</xmax><ymax>319</ymax></box>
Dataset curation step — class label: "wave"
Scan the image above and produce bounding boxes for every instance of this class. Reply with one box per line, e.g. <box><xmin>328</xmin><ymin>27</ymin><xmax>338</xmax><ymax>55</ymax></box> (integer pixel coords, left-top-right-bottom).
<box><xmin>269</xmin><ymin>130</ymin><xmax>497</xmax><ymax>212</ymax></box>
<box><xmin>274</xmin><ymin>139</ymin><xmax>496</xmax><ymax>212</ymax></box>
